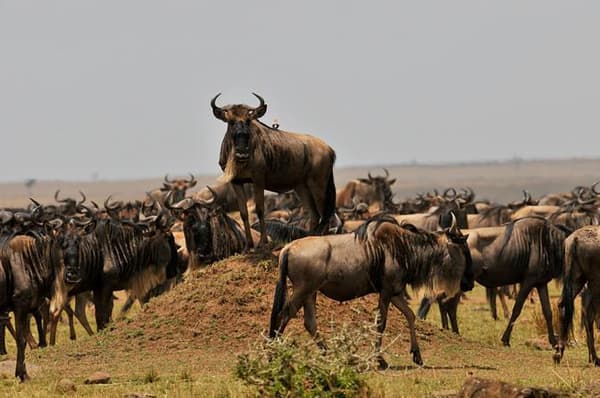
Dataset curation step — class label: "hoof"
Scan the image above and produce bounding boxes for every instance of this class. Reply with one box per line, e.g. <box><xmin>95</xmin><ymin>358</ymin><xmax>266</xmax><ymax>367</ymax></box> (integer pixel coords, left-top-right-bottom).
<box><xmin>377</xmin><ymin>357</ymin><xmax>389</xmax><ymax>370</ymax></box>
<box><xmin>552</xmin><ymin>352</ymin><xmax>562</xmax><ymax>364</ymax></box>
<box><xmin>501</xmin><ymin>339</ymin><xmax>510</xmax><ymax>347</ymax></box>
<box><xmin>412</xmin><ymin>350</ymin><xmax>423</xmax><ymax>366</ymax></box>
<box><xmin>17</xmin><ymin>373</ymin><xmax>30</xmax><ymax>382</ymax></box>
<box><xmin>594</xmin><ymin>358</ymin><xmax>600</xmax><ymax>367</ymax></box>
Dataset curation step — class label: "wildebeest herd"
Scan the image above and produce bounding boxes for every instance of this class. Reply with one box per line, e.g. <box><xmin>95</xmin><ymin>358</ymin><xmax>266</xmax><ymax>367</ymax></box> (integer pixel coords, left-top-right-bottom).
<box><xmin>1</xmin><ymin>94</ymin><xmax>599</xmax><ymax>381</ymax></box>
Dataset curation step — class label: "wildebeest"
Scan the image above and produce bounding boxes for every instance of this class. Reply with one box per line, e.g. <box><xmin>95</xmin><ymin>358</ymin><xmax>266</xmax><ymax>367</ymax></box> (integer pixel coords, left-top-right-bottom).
<box><xmin>212</xmin><ymin>93</ymin><xmax>337</xmax><ymax>248</ymax></box>
<box><xmin>554</xmin><ymin>225</ymin><xmax>600</xmax><ymax>366</ymax></box>
<box><xmin>148</xmin><ymin>174</ymin><xmax>197</xmax><ymax>206</ymax></box>
<box><xmin>168</xmin><ymin>191</ymin><xmax>261</xmax><ymax>269</ymax></box>
<box><xmin>336</xmin><ymin>169</ymin><xmax>396</xmax><ymax>213</ymax></box>
<box><xmin>268</xmin><ymin>214</ymin><xmax>473</xmax><ymax>368</ymax></box>
<box><xmin>0</xmin><ymin>226</ymin><xmax>62</xmax><ymax>380</ymax></box>
<box><xmin>194</xmin><ymin>183</ymin><xmax>254</xmax><ymax>213</ymax></box>
<box><xmin>48</xmin><ymin>211</ymin><xmax>180</xmax><ymax>341</ymax></box>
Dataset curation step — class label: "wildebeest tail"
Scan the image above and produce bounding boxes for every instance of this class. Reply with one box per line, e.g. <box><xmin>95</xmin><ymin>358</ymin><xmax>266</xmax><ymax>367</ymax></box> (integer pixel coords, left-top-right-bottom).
<box><xmin>317</xmin><ymin>169</ymin><xmax>337</xmax><ymax>233</ymax></box>
<box><xmin>559</xmin><ymin>237</ymin><xmax>578</xmax><ymax>343</ymax></box>
<box><xmin>269</xmin><ymin>248</ymin><xmax>289</xmax><ymax>338</ymax></box>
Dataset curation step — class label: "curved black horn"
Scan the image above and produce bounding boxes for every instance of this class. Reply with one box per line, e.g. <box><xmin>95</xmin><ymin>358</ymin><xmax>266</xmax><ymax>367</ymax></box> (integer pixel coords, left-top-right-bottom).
<box><xmin>383</xmin><ymin>168</ymin><xmax>389</xmax><ymax>178</ymax></box>
<box><xmin>164</xmin><ymin>174</ymin><xmax>175</xmax><ymax>184</ymax></box>
<box><xmin>367</xmin><ymin>171</ymin><xmax>373</xmax><ymax>180</ymax></box>
<box><xmin>77</xmin><ymin>191</ymin><xmax>86</xmax><ymax>207</ymax></box>
<box><xmin>104</xmin><ymin>195</ymin><xmax>122</xmax><ymax>211</ymax></box>
<box><xmin>252</xmin><ymin>92</ymin><xmax>265</xmax><ymax>110</ymax></box>
<box><xmin>54</xmin><ymin>190</ymin><xmax>72</xmax><ymax>204</ymax></box>
<box><xmin>591</xmin><ymin>179</ymin><xmax>600</xmax><ymax>195</ymax></box>
<box><xmin>186</xmin><ymin>173</ymin><xmax>196</xmax><ymax>184</ymax></box>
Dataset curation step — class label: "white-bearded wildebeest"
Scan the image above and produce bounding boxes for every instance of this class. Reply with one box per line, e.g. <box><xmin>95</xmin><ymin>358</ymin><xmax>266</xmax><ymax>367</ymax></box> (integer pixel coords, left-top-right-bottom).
<box><xmin>167</xmin><ymin>191</ymin><xmax>261</xmax><ymax>270</ymax></box>
<box><xmin>554</xmin><ymin>225</ymin><xmax>600</xmax><ymax>366</ymax></box>
<box><xmin>212</xmin><ymin>93</ymin><xmax>337</xmax><ymax>248</ymax></box>
<box><xmin>336</xmin><ymin>168</ymin><xmax>396</xmax><ymax>213</ymax></box>
<box><xmin>0</xmin><ymin>220</ymin><xmax>66</xmax><ymax>381</ymax></box>
<box><xmin>148</xmin><ymin>173</ymin><xmax>197</xmax><ymax>207</ymax></box>
<box><xmin>48</xmin><ymin>211</ymin><xmax>180</xmax><ymax>344</ymax></box>
<box><xmin>424</xmin><ymin>217</ymin><xmax>569</xmax><ymax>346</ymax></box>
<box><xmin>268</xmin><ymin>214</ymin><xmax>474</xmax><ymax>368</ymax></box>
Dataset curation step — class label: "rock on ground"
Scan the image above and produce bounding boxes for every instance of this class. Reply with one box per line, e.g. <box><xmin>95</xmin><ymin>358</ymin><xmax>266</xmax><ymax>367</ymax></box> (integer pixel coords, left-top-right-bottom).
<box><xmin>84</xmin><ymin>371</ymin><xmax>111</xmax><ymax>384</ymax></box>
<box><xmin>457</xmin><ymin>377</ymin><xmax>569</xmax><ymax>398</ymax></box>
<box><xmin>55</xmin><ymin>378</ymin><xmax>76</xmax><ymax>393</ymax></box>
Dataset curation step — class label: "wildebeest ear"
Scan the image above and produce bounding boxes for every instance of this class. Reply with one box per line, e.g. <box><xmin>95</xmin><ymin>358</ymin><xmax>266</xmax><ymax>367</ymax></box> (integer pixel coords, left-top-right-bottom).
<box><xmin>248</xmin><ymin>104</ymin><xmax>267</xmax><ymax>120</ymax></box>
<box><xmin>388</xmin><ymin>178</ymin><xmax>396</xmax><ymax>185</ymax></box>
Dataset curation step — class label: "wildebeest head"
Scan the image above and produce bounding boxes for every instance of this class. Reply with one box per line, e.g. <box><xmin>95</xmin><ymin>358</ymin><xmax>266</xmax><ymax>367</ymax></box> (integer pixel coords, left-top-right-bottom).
<box><xmin>168</xmin><ymin>193</ymin><xmax>217</xmax><ymax>262</ymax></box>
<box><xmin>357</xmin><ymin>168</ymin><xmax>396</xmax><ymax>208</ymax></box>
<box><xmin>54</xmin><ymin>218</ymin><xmax>95</xmax><ymax>284</ymax></box>
<box><xmin>442</xmin><ymin>214</ymin><xmax>474</xmax><ymax>294</ymax></box>
<box><xmin>212</xmin><ymin>93</ymin><xmax>267</xmax><ymax>165</ymax></box>
<box><xmin>161</xmin><ymin>174</ymin><xmax>197</xmax><ymax>203</ymax></box>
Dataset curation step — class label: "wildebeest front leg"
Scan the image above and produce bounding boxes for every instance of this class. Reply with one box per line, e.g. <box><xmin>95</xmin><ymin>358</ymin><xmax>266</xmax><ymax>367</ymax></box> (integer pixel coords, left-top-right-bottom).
<box><xmin>14</xmin><ymin>309</ymin><xmax>29</xmax><ymax>381</ymax></box>
<box><xmin>375</xmin><ymin>294</ymin><xmax>391</xmax><ymax>369</ymax></box>
<box><xmin>252</xmin><ymin>183</ymin><xmax>268</xmax><ymax>247</ymax></box>
<box><xmin>501</xmin><ymin>282</ymin><xmax>534</xmax><ymax>347</ymax></box>
<box><xmin>232</xmin><ymin>183</ymin><xmax>253</xmax><ymax>250</ymax></box>
<box><xmin>487</xmin><ymin>287</ymin><xmax>499</xmax><ymax>320</ymax></box>
<box><xmin>64</xmin><ymin>304</ymin><xmax>77</xmax><ymax>340</ymax></box>
<box><xmin>417</xmin><ymin>297</ymin><xmax>432</xmax><ymax>320</ymax></box>
<box><xmin>537</xmin><ymin>284</ymin><xmax>557</xmax><ymax>348</ymax></box>
<box><xmin>391</xmin><ymin>295</ymin><xmax>423</xmax><ymax>366</ymax></box>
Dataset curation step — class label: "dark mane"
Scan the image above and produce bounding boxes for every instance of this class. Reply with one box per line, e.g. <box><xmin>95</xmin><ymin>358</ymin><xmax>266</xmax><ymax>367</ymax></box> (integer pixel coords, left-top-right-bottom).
<box><xmin>252</xmin><ymin>219</ymin><xmax>309</xmax><ymax>244</ymax></box>
<box><xmin>354</xmin><ymin>213</ymin><xmax>399</xmax><ymax>242</ymax></box>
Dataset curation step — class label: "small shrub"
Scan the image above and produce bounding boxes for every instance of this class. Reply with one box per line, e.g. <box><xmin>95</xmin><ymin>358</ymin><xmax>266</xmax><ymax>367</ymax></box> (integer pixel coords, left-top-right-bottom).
<box><xmin>235</xmin><ymin>323</ymin><xmax>382</xmax><ymax>397</ymax></box>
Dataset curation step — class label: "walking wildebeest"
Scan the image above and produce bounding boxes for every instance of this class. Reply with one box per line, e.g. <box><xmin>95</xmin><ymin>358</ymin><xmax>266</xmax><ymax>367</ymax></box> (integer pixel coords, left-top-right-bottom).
<box><xmin>268</xmin><ymin>214</ymin><xmax>474</xmax><ymax>368</ymax></box>
<box><xmin>212</xmin><ymin>93</ymin><xmax>337</xmax><ymax>248</ymax></box>
<box><xmin>426</xmin><ymin>217</ymin><xmax>569</xmax><ymax>346</ymax></box>
<box><xmin>554</xmin><ymin>225</ymin><xmax>600</xmax><ymax>366</ymax></box>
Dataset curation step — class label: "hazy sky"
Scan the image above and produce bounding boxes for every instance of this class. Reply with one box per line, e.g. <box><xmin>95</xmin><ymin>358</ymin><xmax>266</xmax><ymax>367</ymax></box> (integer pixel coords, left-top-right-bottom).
<box><xmin>1</xmin><ymin>1</ymin><xmax>599</xmax><ymax>182</ymax></box>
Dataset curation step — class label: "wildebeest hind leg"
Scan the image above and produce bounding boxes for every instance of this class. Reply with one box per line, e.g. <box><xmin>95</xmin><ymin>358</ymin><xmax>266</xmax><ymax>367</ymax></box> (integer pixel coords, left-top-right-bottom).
<box><xmin>374</xmin><ymin>294</ymin><xmax>391</xmax><ymax>369</ymax></box>
<box><xmin>74</xmin><ymin>295</ymin><xmax>94</xmax><ymax>336</ymax></box>
<box><xmin>582</xmin><ymin>293</ymin><xmax>600</xmax><ymax>365</ymax></box>
<box><xmin>391</xmin><ymin>295</ymin><xmax>423</xmax><ymax>366</ymax></box>
<box><xmin>64</xmin><ymin>305</ymin><xmax>77</xmax><ymax>340</ymax></box>
<box><xmin>32</xmin><ymin>309</ymin><xmax>46</xmax><ymax>348</ymax></box>
<box><xmin>303</xmin><ymin>293</ymin><xmax>325</xmax><ymax>349</ymax></box>
<box><xmin>445</xmin><ymin>294</ymin><xmax>461</xmax><ymax>335</ymax></box>
<box><xmin>501</xmin><ymin>282</ymin><xmax>534</xmax><ymax>347</ymax></box>
<box><xmin>537</xmin><ymin>284</ymin><xmax>557</xmax><ymax>347</ymax></box>
<box><xmin>275</xmin><ymin>287</ymin><xmax>310</xmax><ymax>336</ymax></box>
<box><xmin>437</xmin><ymin>297</ymin><xmax>449</xmax><ymax>330</ymax></box>
<box><xmin>295</xmin><ymin>185</ymin><xmax>319</xmax><ymax>232</ymax></box>
<box><xmin>252</xmin><ymin>183</ymin><xmax>268</xmax><ymax>246</ymax></box>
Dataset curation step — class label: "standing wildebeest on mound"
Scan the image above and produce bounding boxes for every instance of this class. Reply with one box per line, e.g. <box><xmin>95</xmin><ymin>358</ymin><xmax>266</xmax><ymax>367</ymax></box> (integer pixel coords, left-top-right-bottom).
<box><xmin>212</xmin><ymin>93</ymin><xmax>337</xmax><ymax>248</ymax></box>
<box><xmin>554</xmin><ymin>226</ymin><xmax>600</xmax><ymax>366</ymax></box>
<box><xmin>269</xmin><ymin>214</ymin><xmax>474</xmax><ymax>368</ymax></box>
<box><xmin>168</xmin><ymin>191</ymin><xmax>261</xmax><ymax>270</ymax></box>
